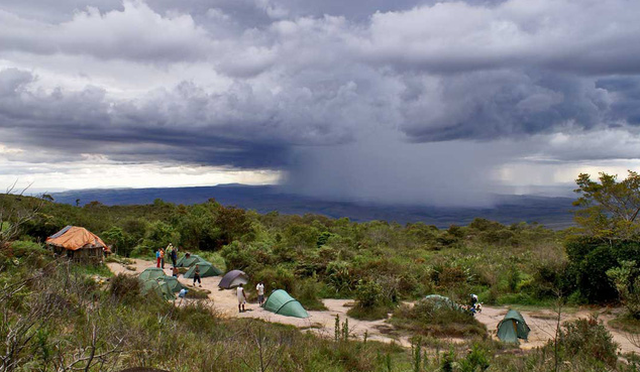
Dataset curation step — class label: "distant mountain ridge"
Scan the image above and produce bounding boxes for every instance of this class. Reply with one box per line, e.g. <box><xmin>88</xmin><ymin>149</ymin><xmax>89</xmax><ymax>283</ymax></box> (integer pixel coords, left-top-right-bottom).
<box><xmin>51</xmin><ymin>184</ymin><xmax>576</xmax><ymax>229</ymax></box>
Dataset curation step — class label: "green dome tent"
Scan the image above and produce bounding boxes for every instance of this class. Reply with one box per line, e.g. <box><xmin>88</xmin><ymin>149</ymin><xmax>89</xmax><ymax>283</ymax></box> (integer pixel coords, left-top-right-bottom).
<box><xmin>139</xmin><ymin>268</ymin><xmax>185</xmax><ymax>293</ymax></box>
<box><xmin>139</xmin><ymin>267</ymin><xmax>166</xmax><ymax>282</ymax></box>
<box><xmin>141</xmin><ymin>278</ymin><xmax>175</xmax><ymax>301</ymax></box>
<box><xmin>162</xmin><ymin>276</ymin><xmax>186</xmax><ymax>293</ymax></box>
<box><xmin>176</xmin><ymin>254</ymin><xmax>207</xmax><ymax>268</ymax></box>
<box><xmin>263</xmin><ymin>289</ymin><xmax>309</xmax><ymax>318</ymax></box>
<box><xmin>183</xmin><ymin>262</ymin><xmax>222</xmax><ymax>278</ymax></box>
<box><xmin>497</xmin><ymin>309</ymin><xmax>530</xmax><ymax>344</ymax></box>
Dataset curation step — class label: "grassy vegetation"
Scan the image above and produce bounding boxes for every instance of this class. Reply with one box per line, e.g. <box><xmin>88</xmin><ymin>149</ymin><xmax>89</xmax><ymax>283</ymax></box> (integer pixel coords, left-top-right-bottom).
<box><xmin>5</xmin><ymin>190</ymin><xmax>640</xmax><ymax>371</ymax></box>
<box><xmin>70</xmin><ymin>261</ymin><xmax>114</xmax><ymax>277</ymax></box>
<box><xmin>2</xmin><ymin>222</ymin><xmax>639</xmax><ymax>371</ymax></box>
<box><xmin>347</xmin><ymin>304</ymin><xmax>391</xmax><ymax>320</ymax></box>
<box><xmin>390</xmin><ymin>301</ymin><xmax>486</xmax><ymax>338</ymax></box>
<box><xmin>608</xmin><ymin>313</ymin><xmax>640</xmax><ymax>333</ymax></box>
<box><xmin>1</xmin><ymin>193</ymin><xmax>576</xmax><ymax>314</ymax></box>
<box><xmin>0</xmin><ymin>247</ymin><xmax>411</xmax><ymax>372</ymax></box>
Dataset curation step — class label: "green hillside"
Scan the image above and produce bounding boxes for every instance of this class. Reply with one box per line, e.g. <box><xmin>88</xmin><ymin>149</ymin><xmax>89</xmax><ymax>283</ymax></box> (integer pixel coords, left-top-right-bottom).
<box><xmin>2</xmin><ymin>175</ymin><xmax>640</xmax><ymax>371</ymax></box>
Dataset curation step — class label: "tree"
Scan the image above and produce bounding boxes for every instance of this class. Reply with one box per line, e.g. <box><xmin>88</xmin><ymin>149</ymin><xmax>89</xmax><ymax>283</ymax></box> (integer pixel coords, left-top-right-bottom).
<box><xmin>573</xmin><ymin>171</ymin><xmax>640</xmax><ymax>240</ymax></box>
<box><xmin>214</xmin><ymin>206</ymin><xmax>254</xmax><ymax>248</ymax></box>
<box><xmin>1</xmin><ymin>193</ymin><xmax>41</xmax><ymax>248</ymax></box>
<box><xmin>102</xmin><ymin>226</ymin><xmax>126</xmax><ymax>256</ymax></box>
<box><xmin>607</xmin><ymin>260</ymin><xmax>640</xmax><ymax>319</ymax></box>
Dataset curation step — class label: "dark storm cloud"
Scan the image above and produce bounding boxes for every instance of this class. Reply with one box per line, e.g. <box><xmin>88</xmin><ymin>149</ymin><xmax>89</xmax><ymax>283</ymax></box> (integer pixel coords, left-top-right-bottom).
<box><xmin>0</xmin><ymin>68</ymin><xmax>357</xmax><ymax>168</ymax></box>
<box><xmin>398</xmin><ymin>70</ymin><xmax>612</xmax><ymax>142</ymax></box>
<box><xmin>597</xmin><ymin>77</ymin><xmax>640</xmax><ymax>125</ymax></box>
<box><xmin>0</xmin><ymin>69</ymin><xmax>287</xmax><ymax>168</ymax></box>
<box><xmin>1</xmin><ymin>0</ymin><xmax>640</xmax><ymax>204</ymax></box>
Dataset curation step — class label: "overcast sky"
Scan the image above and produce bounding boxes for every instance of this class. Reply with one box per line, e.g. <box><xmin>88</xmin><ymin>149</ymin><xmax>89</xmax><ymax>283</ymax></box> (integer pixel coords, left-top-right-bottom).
<box><xmin>1</xmin><ymin>0</ymin><xmax>640</xmax><ymax>206</ymax></box>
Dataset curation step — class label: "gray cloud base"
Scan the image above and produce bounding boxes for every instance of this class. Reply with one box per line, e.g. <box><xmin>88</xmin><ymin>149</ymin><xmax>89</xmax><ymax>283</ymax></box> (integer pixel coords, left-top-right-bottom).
<box><xmin>1</xmin><ymin>0</ymin><xmax>640</xmax><ymax>205</ymax></box>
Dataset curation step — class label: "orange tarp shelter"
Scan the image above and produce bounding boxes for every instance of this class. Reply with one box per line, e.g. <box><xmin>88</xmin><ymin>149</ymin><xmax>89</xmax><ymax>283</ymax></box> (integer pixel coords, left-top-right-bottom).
<box><xmin>46</xmin><ymin>226</ymin><xmax>110</xmax><ymax>261</ymax></box>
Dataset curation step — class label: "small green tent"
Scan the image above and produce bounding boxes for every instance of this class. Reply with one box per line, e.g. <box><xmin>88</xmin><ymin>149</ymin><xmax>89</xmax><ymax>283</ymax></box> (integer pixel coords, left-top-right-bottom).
<box><xmin>497</xmin><ymin>309</ymin><xmax>530</xmax><ymax>344</ymax></box>
<box><xmin>263</xmin><ymin>289</ymin><xmax>309</xmax><ymax>318</ymax></box>
<box><xmin>183</xmin><ymin>262</ymin><xmax>222</xmax><ymax>278</ymax></box>
<box><xmin>423</xmin><ymin>295</ymin><xmax>463</xmax><ymax>311</ymax></box>
<box><xmin>139</xmin><ymin>267</ymin><xmax>166</xmax><ymax>282</ymax></box>
<box><xmin>162</xmin><ymin>276</ymin><xmax>186</xmax><ymax>293</ymax></box>
<box><xmin>176</xmin><ymin>254</ymin><xmax>207</xmax><ymax>267</ymax></box>
<box><xmin>141</xmin><ymin>278</ymin><xmax>175</xmax><ymax>301</ymax></box>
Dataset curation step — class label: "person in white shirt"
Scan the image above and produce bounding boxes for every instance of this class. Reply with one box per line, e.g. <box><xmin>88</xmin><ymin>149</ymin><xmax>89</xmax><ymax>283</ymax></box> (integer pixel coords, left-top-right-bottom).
<box><xmin>256</xmin><ymin>281</ymin><xmax>265</xmax><ymax>305</ymax></box>
<box><xmin>237</xmin><ymin>283</ymin><xmax>246</xmax><ymax>313</ymax></box>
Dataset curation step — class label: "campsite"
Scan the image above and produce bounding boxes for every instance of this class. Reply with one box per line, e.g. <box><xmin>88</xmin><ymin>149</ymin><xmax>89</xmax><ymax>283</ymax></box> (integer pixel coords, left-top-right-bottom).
<box><xmin>3</xmin><ymin>171</ymin><xmax>640</xmax><ymax>371</ymax></box>
<box><xmin>4</xmin><ymin>0</ymin><xmax>640</xmax><ymax>370</ymax></box>
<box><xmin>107</xmin><ymin>256</ymin><xmax>640</xmax><ymax>353</ymax></box>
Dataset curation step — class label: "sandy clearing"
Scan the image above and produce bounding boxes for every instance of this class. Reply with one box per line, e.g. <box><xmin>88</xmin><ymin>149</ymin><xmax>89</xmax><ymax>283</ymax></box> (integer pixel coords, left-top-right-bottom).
<box><xmin>107</xmin><ymin>259</ymin><xmax>640</xmax><ymax>353</ymax></box>
<box><xmin>107</xmin><ymin>258</ymin><xmax>412</xmax><ymax>347</ymax></box>
<box><xmin>477</xmin><ymin>306</ymin><xmax>639</xmax><ymax>354</ymax></box>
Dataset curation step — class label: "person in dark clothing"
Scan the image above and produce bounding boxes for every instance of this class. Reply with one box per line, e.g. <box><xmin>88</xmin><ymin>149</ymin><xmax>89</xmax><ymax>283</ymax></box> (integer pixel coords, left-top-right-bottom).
<box><xmin>170</xmin><ymin>247</ymin><xmax>178</xmax><ymax>267</ymax></box>
<box><xmin>193</xmin><ymin>264</ymin><xmax>202</xmax><ymax>287</ymax></box>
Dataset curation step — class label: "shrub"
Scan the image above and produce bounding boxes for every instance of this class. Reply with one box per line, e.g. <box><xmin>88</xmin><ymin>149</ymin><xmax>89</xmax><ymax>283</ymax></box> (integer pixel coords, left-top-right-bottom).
<box><xmin>436</xmin><ymin>233</ymin><xmax>461</xmax><ymax>248</ymax></box>
<box><xmin>171</xmin><ymin>300</ymin><xmax>220</xmax><ymax>334</ymax></box>
<box><xmin>326</xmin><ymin>260</ymin><xmax>356</xmax><ymax>295</ymax></box>
<box><xmin>391</xmin><ymin>300</ymin><xmax>486</xmax><ymax>338</ymax></box>
<box><xmin>347</xmin><ymin>304</ymin><xmax>390</xmax><ymax>320</ymax></box>
<box><xmin>559</xmin><ymin>317</ymin><xmax>619</xmax><ymax>369</ymax></box>
<box><xmin>109</xmin><ymin>274</ymin><xmax>141</xmax><ymax>304</ymax></box>
<box><xmin>607</xmin><ymin>260</ymin><xmax>640</xmax><ymax>319</ymax></box>
<box><xmin>459</xmin><ymin>344</ymin><xmax>490</xmax><ymax>372</ymax></box>
<box><xmin>292</xmin><ymin>277</ymin><xmax>327</xmax><ymax>310</ymax></box>
<box><xmin>347</xmin><ymin>279</ymin><xmax>392</xmax><ymax>320</ymax></box>
<box><xmin>529</xmin><ymin>261</ymin><xmax>574</xmax><ymax>299</ymax></box>
<box><xmin>220</xmin><ymin>241</ymin><xmax>272</xmax><ymax>274</ymax></box>
<box><xmin>432</xmin><ymin>264</ymin><xmax>468</xmax><ymax>288</ymax></box>
<box><xmin>578</xmin><ymin>245</ymin><xmax>618</xmax><ymax>303</ymax></box>
<box><xmin>354</xmin><ymin>279</ymin><xmax>383</xmax><ymax>308</ymax></box>
<box><xmin>255</xmin><ymin>265</ymin><xmax>296</xmax><ymax>293</ymax></box>
<box><xmin>507</xmin><ymin>265</ymin><xmax>521</xmax><ymax>292</ymax></box>
<box><xmin>565</xmin><ymin>237</ymin><xmax>640</xmax><ymax>303</ymax></box>
<box><xmin>9</xmin><ymin>240</ymin><xmax>49</xmax><ymax>257</ymax></box>
<box><xmin>130</xmin><ymin>244</ymin><xmax>153</xmax><ymax>258</ymax></box>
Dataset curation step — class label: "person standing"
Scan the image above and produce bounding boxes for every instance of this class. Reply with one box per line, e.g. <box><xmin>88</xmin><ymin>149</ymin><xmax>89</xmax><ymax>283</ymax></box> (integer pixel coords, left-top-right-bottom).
<box><xmin>155</xmin><ymin>249</ymin><xmax>161</xmax><ymax>268</ymax></box>
<box><xmin>160</xmin><ymin>248</ymin><xmax>165</xmax><ymax>269</ymax></box>
<box><xmin>237</xmin><ymin>283</ymin><xmax>246</xmax><ymax>313</ymax></box>
<box><xmin>170</xmin><ymin>245</ymin><xmax>178</xmax><ymax>267</ymax></box>
<box><xmin>193</xmin><ymin>264</ymin><xmax>202</xmax><ymax>287</ymax></box>
<box><xmin>256</xmin><ymin>281</ymin><xmax>265</xmax><ymax>306</ymax></box>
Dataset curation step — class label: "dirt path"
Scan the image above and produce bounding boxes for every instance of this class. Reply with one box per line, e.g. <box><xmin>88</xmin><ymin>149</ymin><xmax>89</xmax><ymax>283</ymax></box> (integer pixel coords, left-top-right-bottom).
<box><xmin>477</xmin><ymin>306</ymin><xmax>639</xmax><ymax>354</ymax></box>
<box><xmin>108</xmin><ymin>259</ymin><xmax>640</xmax><ymax>353</ymax></box>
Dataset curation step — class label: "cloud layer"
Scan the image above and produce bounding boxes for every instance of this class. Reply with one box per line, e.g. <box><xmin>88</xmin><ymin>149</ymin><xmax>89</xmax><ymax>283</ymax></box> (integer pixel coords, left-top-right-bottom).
<box><xmin>1</xmin><ymin>0</ymin><xmax>640</xmax><ymax>204</ymax></box>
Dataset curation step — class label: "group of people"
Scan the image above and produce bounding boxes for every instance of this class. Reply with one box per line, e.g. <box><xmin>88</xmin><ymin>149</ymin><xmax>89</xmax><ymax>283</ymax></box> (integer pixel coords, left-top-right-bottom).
<box><xmin>155</xmin><ymin>244</ymin><xmax>199</xmax><ymax>285</ymax></box>
<box><xmin>155</xmin><ymin>244</ymin><xmax>178</xmax><ymax>269</ymax></box>
<box><xmin>236</xmin><ymin>281</ymin><xmax>266</xmax><ymax>313</ymax></box>
<box><xmin>155</xmin><ymin>244</ymin><xmax>267</xmax><ymax>312</ymax></box>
